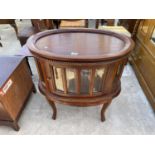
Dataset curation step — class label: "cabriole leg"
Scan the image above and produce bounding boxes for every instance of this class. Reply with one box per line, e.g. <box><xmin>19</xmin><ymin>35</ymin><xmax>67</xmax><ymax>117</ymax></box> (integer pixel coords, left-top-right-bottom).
<box><xmin>46</xmin><ymin>98</ymin><xmax>57</xmax><ymax>120</ymax></box>
<box><xmin>32</xmin><ymin>84</ymin><xmax>37</xmax><ymax>93</ymax></box>
<box><xmin>101</xmin><ymin>100</ymin><xmax>112</xmax><ymax>122</ymax></box>
<box><xmin>12</xmin><ymin>121</ymin><xmax>20</xmax><ymax>131</ymax></box>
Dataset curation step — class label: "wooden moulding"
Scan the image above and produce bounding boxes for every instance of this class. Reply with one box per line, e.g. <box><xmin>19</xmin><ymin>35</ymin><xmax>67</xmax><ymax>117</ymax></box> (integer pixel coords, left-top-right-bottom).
<box><xmin>27</xmin><ymin>28</ymin><xmax>134</xmax><ymax>62</ymax></box>
<box><xmin>26</xmin><ymin>29</ymin><xmax>134</xmax><ymax>121</ymax></box>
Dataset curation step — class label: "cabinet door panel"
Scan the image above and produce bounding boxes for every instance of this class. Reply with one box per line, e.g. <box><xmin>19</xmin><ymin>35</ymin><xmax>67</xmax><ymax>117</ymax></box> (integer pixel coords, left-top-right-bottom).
<box><xmin>137</xmin><ymin>20</ymin><xmax>150</xmax><ymax>43</ymax></box>
<box><xmin>146</xmin><ymin>20</ymin><xmax>155</xmax><ymax>56</ymax></box>
<box><xmin>135</xmin><ymin>42</ymin><xmax>155</xmax><ymax>96</ymax></box>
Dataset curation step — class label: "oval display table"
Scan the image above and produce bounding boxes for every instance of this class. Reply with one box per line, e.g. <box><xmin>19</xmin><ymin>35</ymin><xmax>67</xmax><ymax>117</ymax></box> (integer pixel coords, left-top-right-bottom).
<box><xmin>27</xmin><ymin>29</ymin><xmax>134</xmax><ymax>122</ymax></box>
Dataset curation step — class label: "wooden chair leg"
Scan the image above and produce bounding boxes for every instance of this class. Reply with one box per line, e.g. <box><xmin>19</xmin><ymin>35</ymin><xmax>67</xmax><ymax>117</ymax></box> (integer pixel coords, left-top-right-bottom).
<box><xmin>46</xmin><ymin>98</ymin><xmax>57</xmax><ymax>120</ymax></box>
<box><xmin>101</xmin><ymin>100</ymin><xmax>112</xmax><ymax>122</ymax></box>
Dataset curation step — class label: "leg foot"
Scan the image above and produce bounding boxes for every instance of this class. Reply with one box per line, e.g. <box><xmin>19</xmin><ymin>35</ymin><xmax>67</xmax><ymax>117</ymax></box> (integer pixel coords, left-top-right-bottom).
<box><xmin>32</xmin><ymin>84</ymin><xmax>37</xmax><ymax>93</ymax></box>
<box><xmin>101</xmin><ymin>100</ymin><xmax>111</xmax><ymax>122</ymax></box>
<box><xmin>46</xmin><ymin>98</ymin><xmax>57</xmax><ymax>120</ymax></box>
<box><xmin>12</xmin><ymin>121</ymin><xmax>20</xmax><ymax>131</ymax></box>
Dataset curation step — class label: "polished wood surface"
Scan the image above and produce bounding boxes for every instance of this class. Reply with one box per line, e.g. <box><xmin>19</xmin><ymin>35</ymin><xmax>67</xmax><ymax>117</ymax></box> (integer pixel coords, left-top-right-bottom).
<box><xmin>36</xmin><ymin>32</ymin><xmax>124</xmax><ymax>56</ymax></box>
<box><xmin>28</xmin><ymin>29</ymin><xmax>134</xmax><ymax>62</ymax></box>
<box><xmin>0</xmin><ymin>56</ymin><xmax>36</xmax><ymax>131</ymax></box>
<box><xmin>130</xmin><ymin>19</ymin><xmax>155</xmax><ymax>111</ymax></box>
<box><xmin>27</xmin><ymin>29</ymin><xmax>134</xmax><ymax>121</ymax></box>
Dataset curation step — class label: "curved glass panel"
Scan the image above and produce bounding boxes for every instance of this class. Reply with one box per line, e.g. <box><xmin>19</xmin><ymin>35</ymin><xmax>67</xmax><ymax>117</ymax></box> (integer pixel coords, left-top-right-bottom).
<box><xmin>93</xmin><ymin>68</ymin><xmax>105</xmax><ymax>93</ymax></box>
<box><xmin>53</xmin><ymin>67</ymin><xmax>64</xmax><ymax>91</ymax></box>
<box><xmin>80</xmin><ymin>69</ymin><xmax>91</xmax><ymax>94</ymax></box>
<box><xmin>66</xmin><ymin>68</ymin><xmax>76</xmax><ymax>93</ymax></box>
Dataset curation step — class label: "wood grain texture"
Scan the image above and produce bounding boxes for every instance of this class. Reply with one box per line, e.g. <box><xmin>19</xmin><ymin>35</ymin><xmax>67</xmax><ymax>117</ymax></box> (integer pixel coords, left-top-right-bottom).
<box><xmin>0</xmin><ymin>56</ymin><xmax>36</xmax><ymax>131</ymax></box>
<box><xmin>130</xmin><ymin>19</ymin><xmax>155</xmax><ymax>111</ymax></box>
<box><xmin>27</xmin><ymin>29</ymin><xmax>134</xmax><ymax>121</ymax></box>
<box><xmin>27</xmin><ymin>29</ymin><xmax>134</xmax><ymax>62</ymax></box>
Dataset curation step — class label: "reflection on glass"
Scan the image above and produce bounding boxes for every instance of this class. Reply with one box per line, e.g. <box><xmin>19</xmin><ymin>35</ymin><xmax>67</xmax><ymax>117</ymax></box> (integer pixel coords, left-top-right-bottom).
<box><xmin>66</xmin><ymin>68</ymin><xmax>76</xmax><ymax>93</ymax></box>
<box><xmin>141</xmin><ymin>20</ymin><xmax>149</xmax><ymax>34</ymax></box>
<box><xmin>93</xmin><ymin>68</ymin><xmax>105</xmax><ymax>93</ymax></box>
<box><xmin>53</xmin><ymin>67</ymin><xmax>64</xmax><ymax>91</ymax></box>
<box><xmin>151</xmin><ymin>27</ymin><xmax>155</xmax><ymax>44</ymax></box>
<box><xmin>80</xmin><ymin>69</ymin><xmax>90</xmax><ymax>94</ymax></box>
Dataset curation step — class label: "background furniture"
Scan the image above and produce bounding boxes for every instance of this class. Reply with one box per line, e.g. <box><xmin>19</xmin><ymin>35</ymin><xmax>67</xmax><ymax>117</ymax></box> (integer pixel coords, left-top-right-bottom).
<box><xmin>98</xmin><ymin>26</ymin><xmax>131</xmax><ymax>37</ymax></box>
<box><xmin>27</xmin><ymin>29</ymin><xmax>134</xmax><ymax>122</ymax></box>
<box><xmin>95</xmin><ymin>19</ymin><xmax>115</xmax><ymax>28</ymax></box>
<box><xmin>129</xmin><ymin>19</ymin><xmax>155</xmax><ymax>111</ymax></box>
<box><xmin>118</xmin><ymin>19</ymin><xmax>141</xmax><ymax>39</ymax></box>
<box><xmin>0</xmin><ymin>19</ymin><xmax>17</xmax><ymax>47</ymax></box>
<box><xmin>0</xmin><ymin>56</ymin><xmax>36</xmax><ymax>131</ymax></box>
<box><xmin>59</xmin><ymin>19</ymin><xmax>88</xmax><ymax>28</ymax></box>
<box><xmin>0</xmin><ymin>19</ymin><xmax>17</xmax><ymax>33</ymax></box>
<box><xmin>0</xmin><ymin>19</ymin><xmax>54</xmax><ymax>46</ymax></box>
<box><xmin>17</xmin><ymin>19</ymin><xmax>54</xmax><ymax>46</ymax></box>
<box><xmin>17</xmin><ymin>19</ymin><xmax>54</xmax><ymax>75</ymax></box>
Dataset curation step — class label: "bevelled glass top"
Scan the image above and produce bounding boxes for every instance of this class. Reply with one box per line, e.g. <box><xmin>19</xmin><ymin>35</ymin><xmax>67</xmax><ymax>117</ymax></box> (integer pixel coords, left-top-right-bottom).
<box><xmin>27</xmin><ymin>29</ymin><xmax>134</xmax><ymax>62</ymax></box>
<box><xmin>36</xmin><ymin>32</ymin><xmax>125</xmax><ymax>57</ymax></box>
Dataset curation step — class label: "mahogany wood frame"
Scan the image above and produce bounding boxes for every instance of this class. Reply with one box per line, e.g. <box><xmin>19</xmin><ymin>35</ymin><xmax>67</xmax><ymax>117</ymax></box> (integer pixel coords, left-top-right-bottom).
<box><xmin>27</xmin><ymin>29</ymin><xmax>134</xmax><ymax>122</ymax></box>
<box><xmin>129</xmin><ymin>19</ymin><xmax>155</xmax><ymax>111</ymax></box>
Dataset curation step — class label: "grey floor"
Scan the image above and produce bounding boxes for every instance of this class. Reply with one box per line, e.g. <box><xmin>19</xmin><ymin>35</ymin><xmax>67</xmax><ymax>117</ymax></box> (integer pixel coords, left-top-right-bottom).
<box><xmin>0</xmin><ymin>20</ymin><xmax>155</xmax><ymax>134</ymax></box>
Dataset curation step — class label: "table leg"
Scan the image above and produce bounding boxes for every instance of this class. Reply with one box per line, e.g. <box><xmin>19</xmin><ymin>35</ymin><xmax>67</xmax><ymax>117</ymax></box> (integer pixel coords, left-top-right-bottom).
<box><xmin>0</xmin><ymin>120</ymin><xmax>20</xmax><ymax>131</ymax></box>
<box><xmin>101</xmin><ymin>100</ymin><xmax>112</xmax><ymax>122</ymax></box>
<box><xmin>12</xmin><ymin>121</ymin><xmax>20</xmax><ymax>131</ymax></box>
<box><xmin>32</xmin><ymin>84</ymin><xmax>37</xmax><ymax>93</ymax></box>
<box><xmin>46</xmin><ymin>98</ymin><xmax>57</xmax><ymax>120</ymax></box>
<box><xmin>0</xmin><ymin>36</ymin><xmax>2</xmax><ymax>47</ymax></box>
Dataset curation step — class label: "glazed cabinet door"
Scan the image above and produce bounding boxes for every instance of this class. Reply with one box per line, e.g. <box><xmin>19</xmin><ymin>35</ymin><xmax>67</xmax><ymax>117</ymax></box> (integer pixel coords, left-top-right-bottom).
<box><xmin>137</xmin><ymin>19</ymin><xmax>150</xmax><ymax>43</ymax></box>
<box><xmin>145</xmin><ymin>20</ymin><xmax>155</xmax><ymax>56</ymax></box>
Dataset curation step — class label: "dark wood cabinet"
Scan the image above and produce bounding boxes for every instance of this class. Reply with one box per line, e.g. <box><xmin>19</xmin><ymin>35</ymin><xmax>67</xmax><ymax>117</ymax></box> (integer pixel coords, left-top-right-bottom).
<box><xmin>130</xmin><ymin>19</ymin><xmax>155</xmax><ymax>111</ymax></box>
<box><xmin>0</xmin><ymin>56</ymin><xmax>36</xmax><ymax>131</ymax></box>
<box><xmin>27</xmin><ymin>29</ymin><xmax>134</xmax><ymax>122</ymax></box>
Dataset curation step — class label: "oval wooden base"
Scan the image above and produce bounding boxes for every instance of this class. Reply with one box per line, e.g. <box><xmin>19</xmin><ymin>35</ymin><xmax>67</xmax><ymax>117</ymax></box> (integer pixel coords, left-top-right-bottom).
<box><xmin>38</xmin><ymin>81</ymin><xmax>120</xmax><ymax>122</ymax></box>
